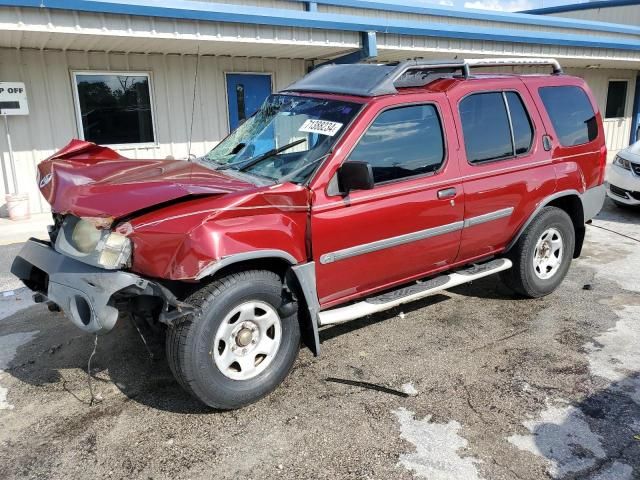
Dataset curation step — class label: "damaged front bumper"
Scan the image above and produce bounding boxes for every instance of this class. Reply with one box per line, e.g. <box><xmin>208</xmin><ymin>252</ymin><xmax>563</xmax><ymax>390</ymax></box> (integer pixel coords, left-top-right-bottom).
<box><xmin>11</xmin><ymin>239</ymin><xmax>192</xmax><ymax>334</ymax></box>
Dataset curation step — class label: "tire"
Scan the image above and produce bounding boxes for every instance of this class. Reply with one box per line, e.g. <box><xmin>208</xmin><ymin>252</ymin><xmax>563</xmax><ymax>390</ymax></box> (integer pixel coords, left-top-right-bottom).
<box><xmin>501</xmin><ymin>206</ymin><xmax>575</xmax><ymax>298</ymax></box>
<box><xmin>166</xmin><ymin>270</ymin><xmax>300</xmax><ymax>409</ymax></box>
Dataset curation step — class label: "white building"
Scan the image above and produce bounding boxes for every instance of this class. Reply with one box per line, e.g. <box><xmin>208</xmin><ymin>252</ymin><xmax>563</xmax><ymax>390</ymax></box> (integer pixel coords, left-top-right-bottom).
<box><xmin>0</xmin><ymin>0</ymin><xmax>638</xmax><ymax>215</ymax></box>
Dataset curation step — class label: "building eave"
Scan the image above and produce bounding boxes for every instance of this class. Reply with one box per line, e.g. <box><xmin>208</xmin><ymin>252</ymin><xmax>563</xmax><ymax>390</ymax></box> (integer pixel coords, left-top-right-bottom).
<box><xmin>0</xmin><ymin>0</ymin><xmax>639</xmax><ymax>52</ymax></box>
<box><xmin>522</xmin><ymin>0</ymin><xmax>640</xmax><ymax>16</ymax></box>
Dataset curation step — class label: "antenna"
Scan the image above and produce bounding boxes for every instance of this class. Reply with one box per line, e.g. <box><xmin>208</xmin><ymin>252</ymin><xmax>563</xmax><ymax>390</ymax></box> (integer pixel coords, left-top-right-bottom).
<box><xmin>187</xmin><ymin>45</ymin><xmax>201</xmax><ymax>160</ymax></box>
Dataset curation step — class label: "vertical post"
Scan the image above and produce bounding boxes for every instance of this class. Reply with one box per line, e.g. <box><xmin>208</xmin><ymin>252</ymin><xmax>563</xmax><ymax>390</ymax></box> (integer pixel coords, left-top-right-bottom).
<box><xmin>3</xmin><ymin>114</ymin><xmax>18</xmax><ymax>194</ymax></box>
<box><xmin>630</xmin><ymin>73</ymin><xmax>640</xmax><ymax>145</ymax></box>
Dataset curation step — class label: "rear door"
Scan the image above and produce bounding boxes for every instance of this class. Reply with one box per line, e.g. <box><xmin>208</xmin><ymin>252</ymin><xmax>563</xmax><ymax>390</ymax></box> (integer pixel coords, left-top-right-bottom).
<box><xmin>310</xmin><ymin>94</ymin><xmax>464</xmax><ymax>308</ymax></box>
<box><xmin>449</xmin><ymin>78</ymin><xmax>557</xmax><ymax>262</ymax></box>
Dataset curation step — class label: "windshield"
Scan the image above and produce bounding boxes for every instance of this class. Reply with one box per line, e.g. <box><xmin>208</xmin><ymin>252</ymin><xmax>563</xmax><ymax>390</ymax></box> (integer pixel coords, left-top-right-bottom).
<box><xmin>200</xmin><ymin>94</ymin><xmax>361</xmax><ymax>183</ymax></box>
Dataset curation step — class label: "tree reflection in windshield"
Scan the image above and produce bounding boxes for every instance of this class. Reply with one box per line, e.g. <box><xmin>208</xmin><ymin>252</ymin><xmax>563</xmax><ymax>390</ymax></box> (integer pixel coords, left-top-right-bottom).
<box><xmin>201</xmin><ymin>94</ymin><xmax>361</xmax><ymax>184</ymax></box>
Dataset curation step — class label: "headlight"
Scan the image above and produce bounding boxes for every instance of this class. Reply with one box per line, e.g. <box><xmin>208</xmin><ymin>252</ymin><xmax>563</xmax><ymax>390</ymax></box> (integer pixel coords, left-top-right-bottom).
<box><xmin>97</xmin><ymin>232</ymin><xmax>132</xmax><ymax>269</ymax></box>
<box><xmin>57</xmin><ymin>216</ymin><xmax>132</xmax><ymax>270</ymax></box>
<box><xmin>71</xmin><ymin>219</ymin><xmax>102</xmax><ymax>253</ymax></box>
<box><xmin>613</xmin><ymin>155</ymin><xmax>631</xmax><ymax>170</ymax></box>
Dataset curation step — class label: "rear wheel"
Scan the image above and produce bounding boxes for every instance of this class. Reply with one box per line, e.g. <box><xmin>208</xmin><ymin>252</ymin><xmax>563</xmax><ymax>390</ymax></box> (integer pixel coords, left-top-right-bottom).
<box><xmin>166</xmin><ymin>270</ymin><xmax>300</xmax><ymax>409</ymax></box>
<box><xmin>501</xmin><ymin>207</ymin><xmax>575</xmax><ymax>298</ymax></box>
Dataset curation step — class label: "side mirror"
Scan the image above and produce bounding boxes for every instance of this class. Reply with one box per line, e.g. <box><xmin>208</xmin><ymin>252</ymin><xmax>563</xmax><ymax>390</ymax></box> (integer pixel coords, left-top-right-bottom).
<box><xmin>337</xmin><ymin>161</ymin><xmax>374</xmax><ymax>195</ymax></box>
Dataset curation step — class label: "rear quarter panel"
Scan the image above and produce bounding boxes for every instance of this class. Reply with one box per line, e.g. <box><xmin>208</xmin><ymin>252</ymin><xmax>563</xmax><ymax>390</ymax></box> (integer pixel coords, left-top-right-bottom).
<box><xmin>522</xmin><ymin>75</ymin><xmax>607</xmax><ymax>191</ymax></box>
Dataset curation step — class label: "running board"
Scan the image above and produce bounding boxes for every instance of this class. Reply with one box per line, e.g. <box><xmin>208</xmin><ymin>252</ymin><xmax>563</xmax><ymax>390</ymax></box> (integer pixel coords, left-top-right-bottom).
<box><xmin>317</xmin><ymin>258</ymin><xmax>512</xmax><ymax>326</ymax></box>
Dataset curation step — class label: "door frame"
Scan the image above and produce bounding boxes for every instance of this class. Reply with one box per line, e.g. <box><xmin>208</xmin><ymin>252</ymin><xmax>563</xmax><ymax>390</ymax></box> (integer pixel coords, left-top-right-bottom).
<box><xmin>223</xmin><ymin>72</ymin><xmax>274</xmax><ymax>133</ymax></box>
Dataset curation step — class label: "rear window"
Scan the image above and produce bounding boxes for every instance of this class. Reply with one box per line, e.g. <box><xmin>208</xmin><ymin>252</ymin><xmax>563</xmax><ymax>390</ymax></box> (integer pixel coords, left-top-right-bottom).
<box><xmin>539</xmin><ymin>86</ymin><xmax>598</xmax><ymax>147</ymax></box>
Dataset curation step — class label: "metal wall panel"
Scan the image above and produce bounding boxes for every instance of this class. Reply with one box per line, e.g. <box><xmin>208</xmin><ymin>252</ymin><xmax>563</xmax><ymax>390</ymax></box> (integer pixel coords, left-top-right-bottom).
<box><xmin>317</xmin><ymin>4</ymin><xmax>640</xmax><ymax>42</ymax></box>
<box><xmin>194</xmin><ymin>0</ymin><xmax>302</xmax><ymax>8</ymax></box>
<box><xmin>549</xmin><ymin>6</ymin><xmax>640</xmax><ymax>28</ymax></box>
<box><xmin>0</xmin><ymin>7</ymin><xmax>360</xmax><ymax>56</ymax></box>
<box><xmin>376</xmin><ymin>34</ymin><xmax>640</xmax><ymax>68</ymax></box>
<box><xmin>0</xmin><ymin>48</ymin><xmax>305</xmax><ymax>214</ymax></box>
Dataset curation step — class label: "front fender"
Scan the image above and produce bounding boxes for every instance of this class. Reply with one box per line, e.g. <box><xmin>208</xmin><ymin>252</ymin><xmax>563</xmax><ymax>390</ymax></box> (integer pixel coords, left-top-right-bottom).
<box><xmin>126</xmin><ymin>184</ymin><xmax>310</xmax><ymax>280</ymax></box>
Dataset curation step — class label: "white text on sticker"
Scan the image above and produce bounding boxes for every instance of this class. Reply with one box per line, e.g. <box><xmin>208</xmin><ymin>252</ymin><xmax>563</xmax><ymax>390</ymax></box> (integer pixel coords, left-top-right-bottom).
<box><xmin>299</xmin><ymin>119</ymin><xmax>343</xmax><ymax>137</ymax></box>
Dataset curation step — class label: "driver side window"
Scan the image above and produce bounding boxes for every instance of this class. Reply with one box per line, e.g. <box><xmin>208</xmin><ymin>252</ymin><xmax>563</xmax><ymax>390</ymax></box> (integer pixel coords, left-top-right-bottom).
<box><xmin>346</xmin><ymin>104</ymin><xmax>445</xmax><ymax>184</ymax></box>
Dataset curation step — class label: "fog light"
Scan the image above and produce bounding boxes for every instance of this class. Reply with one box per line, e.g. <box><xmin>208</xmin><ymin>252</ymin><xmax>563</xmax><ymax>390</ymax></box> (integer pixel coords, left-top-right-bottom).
<box><xmin>98</xmin><ymin>232</ymin><xmax>132</xmax><ymax>269</ymax></box>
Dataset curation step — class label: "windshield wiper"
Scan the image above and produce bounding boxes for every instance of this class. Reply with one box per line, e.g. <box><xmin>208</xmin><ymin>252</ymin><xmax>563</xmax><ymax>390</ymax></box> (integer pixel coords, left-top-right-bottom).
<box><xmin>219</xmin><ymin>138</ymin><xmax>307</xmax><ymax>172</ymax></box>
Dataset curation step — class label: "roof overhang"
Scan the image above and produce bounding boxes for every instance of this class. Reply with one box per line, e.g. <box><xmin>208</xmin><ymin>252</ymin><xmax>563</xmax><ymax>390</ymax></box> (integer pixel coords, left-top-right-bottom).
<box><xmin>0</xmin><ymin>1</ymin><xmax>638</xmax><ymax>69</ymax></box>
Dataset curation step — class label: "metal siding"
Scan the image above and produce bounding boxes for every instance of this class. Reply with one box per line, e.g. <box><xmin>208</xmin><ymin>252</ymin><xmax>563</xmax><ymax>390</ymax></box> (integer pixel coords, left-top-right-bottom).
<box><xmin>376</xmin><ymin>34</ymin><xmax>640</xmax><ymax>68</ymax></box>
<box><xmin>0</xmin><ymin>48</ymin><xmax>305</xmax><ymax>214</ymax></box>
<box><xmin>195</xmin><ymin>0</ymin><xmax>303</xmax><ymax>8</ymax></box>
<box><xmin>548</xmin><ymin>6</ymin><xmax>640</xmax><ymax>28</ymax></box>
<box><xmin>1</xmin><ymin>4</ymin><xmax>639</xmax><ymax>52</ymax></box>
<box><xmin>317</xmin><ymin>3</ymin><xmax>639</xmax><ymax>42</ymax></box>
<box><xmin>0</xmin><ymin>7</ymin><xmax>360</xmax><ymax>55</ymax></box>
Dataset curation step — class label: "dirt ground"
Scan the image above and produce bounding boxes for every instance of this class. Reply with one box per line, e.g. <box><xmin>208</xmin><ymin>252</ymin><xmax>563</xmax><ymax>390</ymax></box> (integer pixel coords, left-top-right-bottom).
<box><xmin>0</xmin><ymin>199</ymin><xmax>639</xmax><ymax>480</ymax></box>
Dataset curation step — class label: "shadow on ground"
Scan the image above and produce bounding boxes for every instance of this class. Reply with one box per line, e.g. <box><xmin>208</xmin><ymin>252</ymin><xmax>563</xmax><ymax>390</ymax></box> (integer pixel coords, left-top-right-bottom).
<box><xmin>2</xmin><ymin>306</ymin><xmax>210</xmax><ymax>414</ymax></box>
<box><xmin>526</xmin><ymin>373</ymin><xmax>640</xmax><ymax>479</ymax></box>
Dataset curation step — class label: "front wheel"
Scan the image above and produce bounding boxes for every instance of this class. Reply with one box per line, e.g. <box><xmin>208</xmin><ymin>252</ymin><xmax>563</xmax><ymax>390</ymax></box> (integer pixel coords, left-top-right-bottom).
<box><xmin>166</xmin><ymin>270</ymin><xmax>300</xmax><ymax>409</ymax></box>
<box><xmin>501</xmin><ymin>206</ymin><xmax>575</xmax><ymax>298</ymax></box>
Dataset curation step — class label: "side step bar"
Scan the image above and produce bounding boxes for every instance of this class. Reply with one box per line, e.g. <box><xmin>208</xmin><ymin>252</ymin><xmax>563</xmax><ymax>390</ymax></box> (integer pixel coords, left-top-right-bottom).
<box><xmin>317</xmin><ymin>258</ymin><xmax>512</xmax><ymax>326</ymax></box>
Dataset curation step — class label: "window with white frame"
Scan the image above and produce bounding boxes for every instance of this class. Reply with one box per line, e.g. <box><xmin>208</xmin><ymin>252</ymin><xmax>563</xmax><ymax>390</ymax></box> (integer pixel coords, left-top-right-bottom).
<box><xmin>72</xmin><ymin>72</ymin><xmax>156</xmax><ymax>145</ymax></box>
<box><xmin>605</xmin><ymin>80</ymin><xmax>628</xmax><ymax>119</ymax></box>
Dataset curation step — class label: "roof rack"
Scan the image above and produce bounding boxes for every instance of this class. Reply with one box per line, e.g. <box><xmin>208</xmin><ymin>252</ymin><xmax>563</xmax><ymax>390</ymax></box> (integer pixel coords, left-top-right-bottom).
<box><xmin>464</xmin><ymin>57</ymin><xmax>563</xmax><ymax>75</ymax></box>
<box><xmin>284</xmin><ymin>57</ymin><xmax>563</xmax><ymax>97</ymax></box>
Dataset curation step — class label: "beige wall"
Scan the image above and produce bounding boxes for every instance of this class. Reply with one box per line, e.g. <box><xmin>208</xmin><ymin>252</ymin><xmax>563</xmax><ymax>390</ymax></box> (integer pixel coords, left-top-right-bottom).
<box><xmin>0</xmin><ymin>48</ymin><xmax>305</xmax><ymax>215</ymax></box>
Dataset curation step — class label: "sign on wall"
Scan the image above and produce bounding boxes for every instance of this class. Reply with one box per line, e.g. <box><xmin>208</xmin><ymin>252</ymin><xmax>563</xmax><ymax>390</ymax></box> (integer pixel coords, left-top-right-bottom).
<box><xmin>0</xmin><ymin>82</ymin><xmax>29</xmax><ymax>115</ymax></box>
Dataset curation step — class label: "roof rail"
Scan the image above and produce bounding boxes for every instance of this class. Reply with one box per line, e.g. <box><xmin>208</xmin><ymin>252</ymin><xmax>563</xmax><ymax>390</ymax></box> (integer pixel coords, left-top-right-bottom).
<box><xmin>372</xmin><ymin>57</ymin><xmax>562</xmax><ymax>94</ymax></box>
<box><xmin>371</xmin><ymin>59</ymin><xmax>470</xmax><ymax>95</ymax></box>
<box><xmin>464</xmin><ymin>57</ymin><xmax>563</xmax><ymax>75</ymax></box>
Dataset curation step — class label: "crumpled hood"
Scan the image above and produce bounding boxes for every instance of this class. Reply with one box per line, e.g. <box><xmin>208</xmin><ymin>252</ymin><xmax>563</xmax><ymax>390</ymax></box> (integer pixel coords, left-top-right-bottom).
<box><xmin>38</xmin><ymin>140</ymin><xmax>254</xmax><ymax>219</ymax></box>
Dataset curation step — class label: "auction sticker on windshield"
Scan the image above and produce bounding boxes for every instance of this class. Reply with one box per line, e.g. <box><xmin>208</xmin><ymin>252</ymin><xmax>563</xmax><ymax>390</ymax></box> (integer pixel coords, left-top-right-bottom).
<box><xmin>299</xmin><ymin>119</ymin><xmax>343</xmax><ymax>136</ymax></box>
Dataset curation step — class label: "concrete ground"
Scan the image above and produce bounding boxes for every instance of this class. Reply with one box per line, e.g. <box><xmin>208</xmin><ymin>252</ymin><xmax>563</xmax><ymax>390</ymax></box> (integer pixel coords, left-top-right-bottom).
<box><xmin>0</xmin><ymin>213</ymin><xmax>50</xmax><ymax>247</ymax></box>
<box><xmin>0</xmin><ymin>199</ymin><xmax>639</xmax><ymax>480</ymax></box>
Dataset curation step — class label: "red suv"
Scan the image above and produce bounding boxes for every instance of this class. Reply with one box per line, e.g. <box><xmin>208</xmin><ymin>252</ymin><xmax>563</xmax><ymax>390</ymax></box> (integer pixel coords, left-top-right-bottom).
<box><xmin>12</xmin><ymin>58</ymin><xmax>606</xmax><ymax>409</ymax></box>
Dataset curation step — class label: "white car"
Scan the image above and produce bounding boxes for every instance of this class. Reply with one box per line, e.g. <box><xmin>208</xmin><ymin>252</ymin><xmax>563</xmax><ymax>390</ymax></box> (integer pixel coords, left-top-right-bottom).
<box><xmin>607</xmin><ymin>140</ymin><xmax>640</xmax><ymax>208</ymax></box>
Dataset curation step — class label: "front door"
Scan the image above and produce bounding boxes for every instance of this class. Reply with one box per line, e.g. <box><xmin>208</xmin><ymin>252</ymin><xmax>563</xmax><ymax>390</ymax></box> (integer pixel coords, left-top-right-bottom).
<box><xmin>310</xmin><ymin>96</ymin><xmax>464</xmax><ymax>308</ymax></box>
<box><xmin>226</xmin><ymin>73</ymin><xmax>272</xmax><ymax>131</ymax></box>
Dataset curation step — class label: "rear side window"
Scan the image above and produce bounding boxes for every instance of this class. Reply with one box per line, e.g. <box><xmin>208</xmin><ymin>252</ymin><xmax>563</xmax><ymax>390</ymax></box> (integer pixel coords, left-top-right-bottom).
<box><xmin>539</xmin><ymin>86</ymin><xmax>598</xmax><ymax>147</ymax></box>
<box><xmin>506</xmin><ymin>92</ymin><xmax>534</xmax><ymax>155</ymax></box>
<box><xmin>347</xmin><ymin>104</ymin><xmax>445</xmax><ymax>184</ymax></box>
<box><xmin>459</xmin><ymin>91</ymin><xmax>533</xmax><ymax>164</ymax></box>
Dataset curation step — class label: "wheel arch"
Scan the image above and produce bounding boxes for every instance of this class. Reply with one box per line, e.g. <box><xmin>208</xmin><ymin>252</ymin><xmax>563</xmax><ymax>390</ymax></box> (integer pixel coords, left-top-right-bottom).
<box><xmin>506</xmin><ymin>190</ymin><xmax>586</xmax><ymax>258</ymax></box>
<box><xmin>196</xmin><ymin>251</ymin><xmax>321</xmax><ymax>357</ymax></box>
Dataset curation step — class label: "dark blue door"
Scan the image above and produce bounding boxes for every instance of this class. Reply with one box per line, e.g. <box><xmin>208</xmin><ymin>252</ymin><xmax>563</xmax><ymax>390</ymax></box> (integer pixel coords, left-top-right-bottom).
<box><xmin>226</xmin><ymin>73</ymin><xmax>272</xmax><ymax>131</ymax></box>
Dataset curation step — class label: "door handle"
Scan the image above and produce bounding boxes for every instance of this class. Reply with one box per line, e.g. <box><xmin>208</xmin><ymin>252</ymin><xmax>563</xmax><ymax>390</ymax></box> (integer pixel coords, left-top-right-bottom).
<box><xmin>437</xmin><ymin>187</ymin><xmax>457</xmax><ymax>199</ymax></box>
